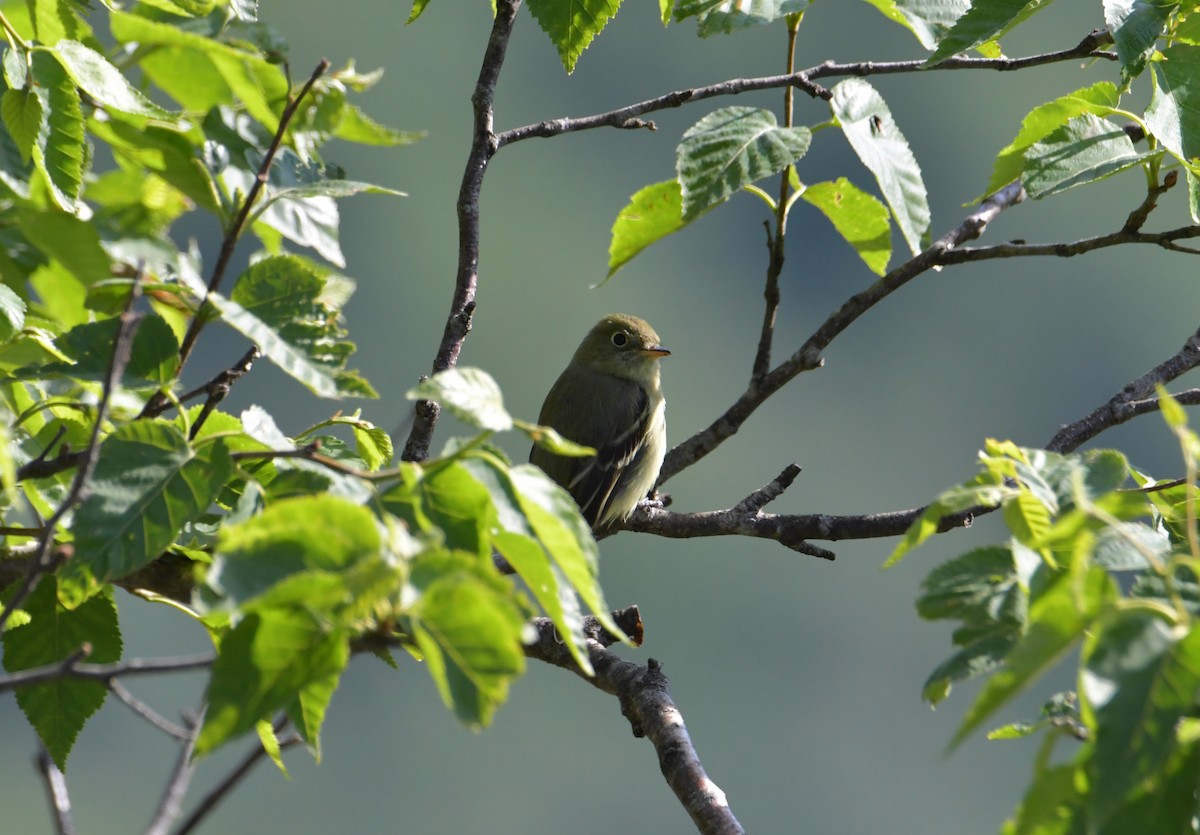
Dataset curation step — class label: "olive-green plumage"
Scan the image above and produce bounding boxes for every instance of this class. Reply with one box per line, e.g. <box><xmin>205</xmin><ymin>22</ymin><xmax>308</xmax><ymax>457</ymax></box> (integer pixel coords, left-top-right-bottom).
<box><xmin>530</xmin><ymin>314</ymin><xmax>669</xmax><ymax>532</ymax></box>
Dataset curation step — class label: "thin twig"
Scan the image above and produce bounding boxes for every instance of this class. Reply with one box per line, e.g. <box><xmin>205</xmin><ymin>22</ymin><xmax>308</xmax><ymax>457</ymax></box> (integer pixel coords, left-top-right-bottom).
<box><xmin>525</xmin><ymin>619</ymin><xmax>744</xmax><ymax>835</ymax></box>
<box><xmin>0</xmin><ymin>269</ymin><xmax>145</xmax><ymax>633</ymax></box>
<box><xmin>231</xmin><ymin>444</ymin><xmax>404</xmax><ymax>482</ymax></box>
<box><xmin>495</xmin><ymin>30</ymin><xmax>1115</xmax><ymax>147</ymax></box>
<box><xmin>174</xmin><ymin>719</ymin><xmax>301</xmax><ymax>835</ymax></box>
<box><xmin>751</xmin><ymin>19</ymin><xmax>801</xmax><ymax>383</ymax></box>
<box><xmin>140</xmin><ymin>346</ymin><xmax>260</xmax><ymax>422</ymax></box>
<box><xmin>176</xmin><ymin>60</ymin><xmax>331</xmax><ymax>367</ymax></box>
<box><xmin>36</xmin><ymin>746</ymin><xmax>77</xmax><ymax>835</ymax></box>
<box><xmin>0</xmin><ymin>652</ymin><xmax>215</xmax><ymax>692</ymax></box>
<box><xmin>402</xmin><ymin>0</ymin><xmax>522</xmax><ymax>462</ymax></box>
<box><xmin>109</xmin><ymin>678</ymin><xmax>192</xmax><ymax>740</ymax></box>
<box><xmin>143</xmin><ymin>707</ymin><xmax>204</xmax><ymax>835</ymax></box>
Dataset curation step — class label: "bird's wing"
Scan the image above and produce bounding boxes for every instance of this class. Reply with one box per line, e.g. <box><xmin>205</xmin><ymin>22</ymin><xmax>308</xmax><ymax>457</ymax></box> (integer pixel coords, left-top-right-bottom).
<box><xmin>530</xmin><ymin>367</ymin><xmax>652</xmax><ymax>528</ymax></box>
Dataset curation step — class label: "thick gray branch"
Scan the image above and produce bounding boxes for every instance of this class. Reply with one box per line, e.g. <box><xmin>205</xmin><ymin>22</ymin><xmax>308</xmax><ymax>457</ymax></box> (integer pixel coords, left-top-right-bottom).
<box><xmin>526</xmin><ymin>613</ymin><xmax>744</xmax><ymax>835</ymax></box>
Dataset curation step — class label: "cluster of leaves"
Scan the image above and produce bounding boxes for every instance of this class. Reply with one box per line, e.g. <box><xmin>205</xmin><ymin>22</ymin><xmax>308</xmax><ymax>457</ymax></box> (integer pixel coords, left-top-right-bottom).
<box><xmin>890</xmin><ymin>391</ymin><xmax>1200</xmax><ymax>834</ymax></box>
<box><xmin>454</xmin><ymin>0</ymin><xmax>1200</xmax><ymax>285</ymax></box>
<box><xmin>0</xmin><ymin>0</ymin><xmax>620</xmax><ymax>773</ymax></box>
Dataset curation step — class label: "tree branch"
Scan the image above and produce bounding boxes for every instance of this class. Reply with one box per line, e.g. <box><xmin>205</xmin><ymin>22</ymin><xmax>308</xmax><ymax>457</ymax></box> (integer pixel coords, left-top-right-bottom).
<box><xmin>525</xmin><ymin>618</ymin><xmax>744</xmax><ymax>835</ymax></box>
<box><xmin>173</xmin><ymin>717</ymin><xmax>300</xmax><ymax>835</ymax></box>
<box><xmin>176</xmin><ymin>59</ymin><xmax>330</xmax><ymax>367</ymax></box>
<box><xmin>496</xmin><ymin>30</ymin><xmax>1114</xmax><ymax>146</ymax></box>
<box><xmin>140</xmin><ymin>346</ymin><xmax>260</xmax><ymax>424</ymax></box>
<box><xmin>1047</xmin><ymin>327</ymin><xmax>1200</xmax><ymax>453</ymax></box>
<box><xmin>0</xmin><ymin>652</ymin><xmax>215</xmax><ymax>693</ymax></box>
<box><xmin>661</xmin><ymin>180</ymin><xmax>1028</xmax><ymax>485</ymax></box>
<box><xmin>36</xmin><ymin>746</ymin><xmax>77</xmax><ymax>835</ymax></box>
<box><xmin>403</xmin><ymin>0</ymin><xmax>522</xmax><ymax>462</ymax></box>
<box><xmin>143</xmin><ymin>708</ymin><xmax>203</xmax><ymax>835</ymax></box>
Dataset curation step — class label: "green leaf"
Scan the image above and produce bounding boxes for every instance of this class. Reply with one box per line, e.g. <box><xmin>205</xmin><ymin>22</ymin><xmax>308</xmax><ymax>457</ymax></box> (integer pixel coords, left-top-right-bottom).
<box><xmin>333</xmin><ymin>103</ymin><xmax>425</xmax><ymax>147</ymax></box>
<box><xmin>923</xmin><ymin>631</ymin><xmax>1020</xmax><ymax>704</ymax></box>
<box><xmin>207</xmin><ymin>495</ymin><xmax>384</xmax><ymax>609</ymax></box>
<box><xmin>676</xmin><ymin>106</ymin><xmax>812</xmax><ymax>220</ymax></box>
<box><xmin>494</xmin><ymin>530</ymin><xmax>592</xmax><ymax>675</ymax></box>
<box><xmin>1002</xmin><ymin>762</ymin><xmax>1084</xmax><ymax>835</ymax></box>
<box><xmin>25</xmin><ymin>314</ymin><xmax>180</xmax><ymax>387</ymax></box>
<box><xmin>382</xmin><ymin>462</ymin><xmax>496</xmax><ymax>557</ymax></box>
<box><xmin>1145</xmin><ymin>45</ymin><xmax>1200</xmax><ymax>166</ymax></box>
<box><xmin>801</xmin><ymin>178</ymin><xmax>892</xmax><ymax>275</ymax></box>
<box><xmin>950</xmin><ymin>566</ymin><xmax>1115</xmax><ymax>750</ymax></box>
<box><xmin>109</xmin><ymin>10</ymin><xmax>287</xmax><ymax>131</ymax></box>
<box><xmin>29</xmin><ymin>0</ymin><xmax>91</xmax><ymax>45</ymax></box>
<box><xmin>1004</xmin><ymin>490</ymin><xmax>1053</xmax><ymax>546</ymax></box>
<box><xmin>407</xmin><ymin>0</ymin><xmax>433</xmax><ymax>24</ymax></box>
<box><xmin>885</xmin><ymin>478</ymin><xmax>1011</xmax><ymax>567</ymax></box>
<box><xmin>830</xmin><ymin>79</ymin><xmax>930</xmax><ymax>256</ymax></box>
<box><xmin>916</xmin><ymin>546</ymin><xmax>1025</xmax><ymax>626</ymax></box>
<box><xmin>51</xmin><ymin>41</ymin><xmax>176</xmax><ymax>121</ymax></box>
<box><xmin>514</xmin><ymin>418</ymin><xmax>595</xmax><ymax>458</ymax></box>
<box><xmin>2</xmin><ymin>580</ymin><xmax>122</xmax><ymax>769</ymax></box>
<box><xmin>408</xmin><ymin>551</ymin><xmax>527</xmax><ymax>727</ymax></box>
<box><xmin>1083</xmin><ymin>612</ymin><xmax>1200</xmax><ymax>822</ymax></box>
<box><xmin>1022</xmin><ymin>114</ymin><xmax>1158</xmax><ymax>199</ymax></box>
<box><xmin>350</xmin><ymin>423</ymin><xmax>392</xmax><ymax>471</ymax></box>
<box><xmin>68</xmin><ymin>421</ymin><xmax>234</xmax><ymax>586</ymax></box>
<box><xmin>1095</xmin><ymin>739</ymin><xmax>1200</xmax><ymax>835</ymax></box>
<box><xmin>0</xmin><ymin>285</ymin><xmax>27</xmax><ymax>342</ymax></box>
<box><xmin>509</xmin><ymin>464</ymin><xmax>625</xmax><ymax>642</ymax></box>
<box><xmin>255</xmin><ymin>720</ymin><xmax>289</xmax><ymax>776</ymax></box>
<box><xmin>248</xmin><ymin>150</ymin><xmax>403</xmax><ymax>267</ymax></box>
<box><xmin>1104</xmin><ymin>0</ymin><xmax>1174</xmax><ymax>78</ymax></box>
<box><xmin>862</xmin><ymin>0</ymin><xmax>971</xmax><ymax>50</ymax></box>
<box><xmin>90</xmin><ymin>120</ymin><xmax>220</xmax><ymax>215</ymax></box>
<box><xmin>197</xmin><ymin>610</ymin><xmax>349</xmax><ymax>756</ymax></box>
<box><xmin>1</xmin><ymin>86</ymin><xmax>42</xmax><ymax>164</ymax></box>
<box><xmin>526</xmin><ymin>0</ymin><xmax>621</xmax><ymax>73</ymax></box>
<box><xmin>981</xmin><ymin>82</ymin><xmax>1121</xmax><ymax>199</ymax></box>
<box><xmin>18</xmin><ymin>211</ymin><xmax>112</xmax><ymax>288</ymax></box>
<box><xmin>30</xmin><ymin>50</ymin><xmax>85</xmax><ymax>212</ymax></box>
<box><xmin>926</xmin><ymin>0</ymin><xmax>1055</xmax><ymax>66</ymax></box>
<box><xmin>607</xmin><ymin>180</ymin><xmax>690</xmax><ymax>279</ymax></box>
<box><xmin>673</xmin><ymin>0</ymin><xmax>810</xmax><ymax>36</ymax></box>
<box><xmin>214</xmin><ymin>255</ymin><xmax>374</xmax><ymax>399</ymax></box>
<box><xmin>407</xmin><ymin>367</ymin><xmax>513</xmax><ymax>432</ymax></box>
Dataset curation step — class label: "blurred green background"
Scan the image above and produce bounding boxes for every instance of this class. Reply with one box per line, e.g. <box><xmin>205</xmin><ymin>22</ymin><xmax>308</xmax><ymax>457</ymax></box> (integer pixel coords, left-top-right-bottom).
<box><xmin>4</xmin><ymin>2</ymin><xmax>1199</xmax><ymax>832</ymax></box>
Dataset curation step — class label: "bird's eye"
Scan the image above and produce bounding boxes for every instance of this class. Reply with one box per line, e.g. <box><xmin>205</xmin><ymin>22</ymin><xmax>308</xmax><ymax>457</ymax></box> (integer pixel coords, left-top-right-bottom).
<box><xmin>611</xmin><ymin>331</ymin><xmax>628</xmax><ymax>347</ymax></box>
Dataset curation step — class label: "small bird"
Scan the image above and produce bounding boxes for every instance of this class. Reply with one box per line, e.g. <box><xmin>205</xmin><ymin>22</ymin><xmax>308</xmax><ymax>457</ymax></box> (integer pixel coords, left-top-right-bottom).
<box><xmin>531</xmin><ymin>313</ymin><xmax>669</xmax><ymax>532</ymax></box>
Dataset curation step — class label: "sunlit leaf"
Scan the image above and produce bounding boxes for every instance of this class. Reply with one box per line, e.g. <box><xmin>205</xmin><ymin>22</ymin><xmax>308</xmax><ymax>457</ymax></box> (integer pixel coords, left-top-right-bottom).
<box><xmin>197</xmin><ymin>610</ymin><xmax>349</xmax><ymax>756</ymax></box>
<box><xmin>673</xmin><ymin>0</ymin><xmax>809</xmax><ymax>36</ymax></box>
<box><xmin>527</xmin><ymin>0</ymin><xmax>621</xmax><ymax>73</ymax></box>
<box><xmin>831</xmin><ymin>79</ymin><xmax>929</xmax><ymax>256</ymax></box>
<box><xmin>981</xmin><ymin>82</ymin><xmax>1121</xmax><ymax>199</ymax></box>
<box><xmin>801</xmin><ymin>178</ymin><xmax>891</xmax><ymax>275</ymax></box>
<box><xmin>52</xmin><ymin>41</ymin><xmax>176</xmax><ymax>121</ymax></box>
<box><xmin>1022</xmin><ymin>114</ymin><xmax>1158</xmax><ymax>199</ymax></box>
<box><xmin>862</xmin><ymin>0</ymin><xmax>970</xmax><ymax>50</ymax></box>
<box><xmin>1145</xmin><ymin>45</ymin><xmax>1200</xmax><ymax>166</ymax></box>
<box><xmin>407</xmin><ymin>367</ymin><xmax>513</xmax><ymax>432</ymax></box>
<box><xmin>926</xmin><ymin>0</ymin><xmax>1054</xmax><ymax>66</ymax></box>
<box><xmin>676</xmin><ymin>106</ymin><xmax>811</xmax><ymax>219</ymax></box>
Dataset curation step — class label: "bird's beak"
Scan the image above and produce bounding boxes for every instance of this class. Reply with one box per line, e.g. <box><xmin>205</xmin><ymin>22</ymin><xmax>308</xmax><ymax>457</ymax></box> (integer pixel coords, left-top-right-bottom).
<box><xmin>641</xmin><ymin>345</ymin><xmax>671</xmax><ymax>359</ymax></box>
